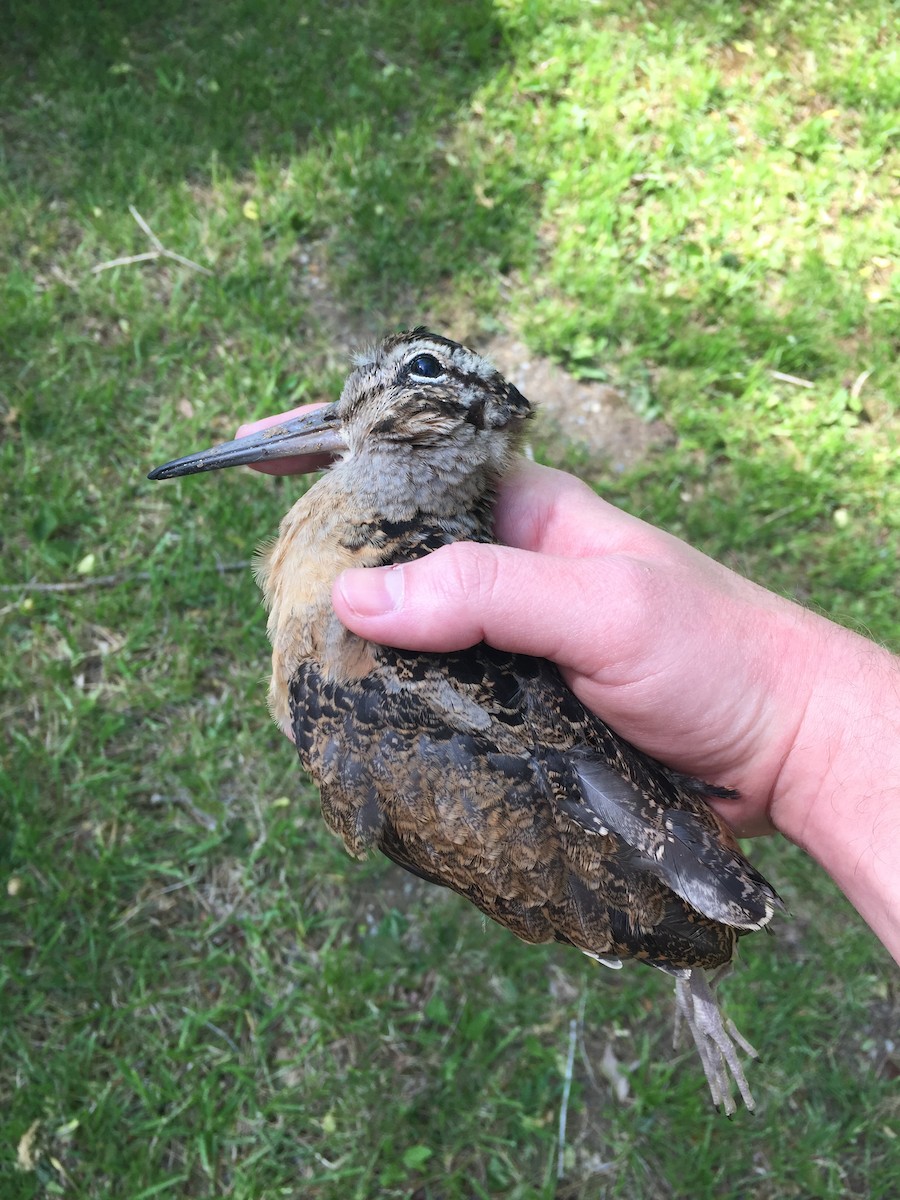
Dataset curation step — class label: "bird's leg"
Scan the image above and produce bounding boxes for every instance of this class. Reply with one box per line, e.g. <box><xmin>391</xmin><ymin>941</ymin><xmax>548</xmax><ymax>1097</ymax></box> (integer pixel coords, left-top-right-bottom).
<box><xmin>673</xmin><ymin>968</ymin><xmax>757</xmax><ymax>1116</ymax></box>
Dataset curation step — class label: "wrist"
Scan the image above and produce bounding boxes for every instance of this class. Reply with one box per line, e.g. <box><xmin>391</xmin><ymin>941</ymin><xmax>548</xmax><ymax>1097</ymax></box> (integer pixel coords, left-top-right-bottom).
<box><xmin>772</xmin><ymin>615</ymin><xmax>900</xmax><ymax>961</ymax></box>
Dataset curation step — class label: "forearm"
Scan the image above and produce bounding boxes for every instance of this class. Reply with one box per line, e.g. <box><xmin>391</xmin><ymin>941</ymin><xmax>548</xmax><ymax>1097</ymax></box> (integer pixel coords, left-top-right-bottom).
<box><xmin>772</xmin><ymin>619</ymin><xmax>900</xmax><ymax>961</ymax></box>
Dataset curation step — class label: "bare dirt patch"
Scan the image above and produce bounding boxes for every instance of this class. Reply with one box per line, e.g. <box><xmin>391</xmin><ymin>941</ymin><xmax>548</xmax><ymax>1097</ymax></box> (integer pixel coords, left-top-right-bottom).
<box><xmin>480</xmin><ymin>334</ymin><xmax>674</xmax><ymax>474</ymax></box>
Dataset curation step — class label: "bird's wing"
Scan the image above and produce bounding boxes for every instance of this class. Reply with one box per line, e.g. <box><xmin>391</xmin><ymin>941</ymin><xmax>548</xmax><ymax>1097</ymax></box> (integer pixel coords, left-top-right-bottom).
<box><xmin>559</xmin><ymin>750</ymin><xmax>781</xmax><ymax>931</ymax></box>
<box><xmin>289</xmin><ymin>643</ymin><xmax>762</xmax><ymax>970</ymax></box>
<box><xmin>384</xmin><ymin>642</ymin><xmax>781</xmax><ymax>934</ymax></box>
<box><xmin>451</xmin><ymin>646</ymin><xmax>783</xmax><ymax>933</ymax></box>
<box><xmin>288</xmin><ymin>650</ymin><xmax>569</xmax><ymax>945</ymax></box>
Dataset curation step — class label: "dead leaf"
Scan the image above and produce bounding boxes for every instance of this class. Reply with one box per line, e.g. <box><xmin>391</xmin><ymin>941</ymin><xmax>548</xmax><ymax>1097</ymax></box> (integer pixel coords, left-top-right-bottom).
<box><xmin>16</xmin><ymin>1120</ymin><xmax>41</xmax><ymax>1172</ymax></box>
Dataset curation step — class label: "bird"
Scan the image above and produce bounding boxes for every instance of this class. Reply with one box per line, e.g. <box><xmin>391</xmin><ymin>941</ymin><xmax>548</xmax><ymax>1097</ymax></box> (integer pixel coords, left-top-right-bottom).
<box><xmin>149</xmin><ymin>328</ymin><xmax>781</xmax><ymax>1114</ymax></box>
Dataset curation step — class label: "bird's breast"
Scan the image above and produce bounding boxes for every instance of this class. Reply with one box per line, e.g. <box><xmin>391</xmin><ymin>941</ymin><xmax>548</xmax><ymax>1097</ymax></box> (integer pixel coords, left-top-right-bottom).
<box><xmin>258</xmin><ymin>476</ymin><xmax>483</xmax><ymax>738</ymax></box>
<box><xmin>257</xmin><ymin>490</ymin><xmax>385</xmax><ymax>737</ymax></box>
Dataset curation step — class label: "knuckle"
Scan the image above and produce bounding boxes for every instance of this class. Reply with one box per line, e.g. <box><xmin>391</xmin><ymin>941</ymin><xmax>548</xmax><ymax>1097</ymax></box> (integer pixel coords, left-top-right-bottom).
<box><xmin>436</xmin><ymin>542</ymin><xmax>501</xmax><ymax>608</ymax></box>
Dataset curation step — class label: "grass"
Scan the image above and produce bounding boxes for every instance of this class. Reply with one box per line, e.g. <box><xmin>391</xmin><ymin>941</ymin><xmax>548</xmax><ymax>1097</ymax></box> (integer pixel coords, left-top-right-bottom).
<box><xmin>1</xmin><ymin>0</ymin><xmax>898</xmax><ymax>1196</ymax></box>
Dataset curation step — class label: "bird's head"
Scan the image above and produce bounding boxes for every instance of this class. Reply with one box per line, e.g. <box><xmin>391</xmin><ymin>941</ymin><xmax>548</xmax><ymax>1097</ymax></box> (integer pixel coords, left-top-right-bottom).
<box><xmin>149</xmin><ymin>330</ymin><xmax>533</xmax><ymax>507</ymax></box>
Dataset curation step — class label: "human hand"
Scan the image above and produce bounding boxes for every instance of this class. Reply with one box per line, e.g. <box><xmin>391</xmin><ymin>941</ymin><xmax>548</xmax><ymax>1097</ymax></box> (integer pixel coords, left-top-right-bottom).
<box><xmin>332</xmin><ymin>459</ymin><xmax>826</xmax><ymax>838</ymax></box>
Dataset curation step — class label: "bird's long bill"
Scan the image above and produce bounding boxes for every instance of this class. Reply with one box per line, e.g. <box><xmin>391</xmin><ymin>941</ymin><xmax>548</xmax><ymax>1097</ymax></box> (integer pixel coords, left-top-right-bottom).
<box><xmin>147</xmin><ymin>405</ymin><xmax>346</xmax><ymax>480</ymax></box>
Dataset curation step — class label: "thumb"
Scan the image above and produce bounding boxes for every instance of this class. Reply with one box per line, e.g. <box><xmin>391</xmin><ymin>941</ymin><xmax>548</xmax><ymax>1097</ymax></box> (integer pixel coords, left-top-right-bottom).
<box><xmin>332</xmin><ymin>541</ymin><xmax>641</xmax><ymax>670</ymax></box>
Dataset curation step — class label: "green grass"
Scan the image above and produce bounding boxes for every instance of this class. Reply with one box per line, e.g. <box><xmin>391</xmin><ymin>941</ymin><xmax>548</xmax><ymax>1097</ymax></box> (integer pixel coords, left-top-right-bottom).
<box><xmin>2</xmin><ymin>1</ymin><xmax>898</xmax><ymax>1196</ymax></box>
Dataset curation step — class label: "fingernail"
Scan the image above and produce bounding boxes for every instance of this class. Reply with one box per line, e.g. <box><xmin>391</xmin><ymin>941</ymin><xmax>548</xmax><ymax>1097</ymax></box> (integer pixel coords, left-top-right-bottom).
<box><xmin>337</xmin><ymin>565</ymin><xmax>405</xmax><ymax>615</ymax></box>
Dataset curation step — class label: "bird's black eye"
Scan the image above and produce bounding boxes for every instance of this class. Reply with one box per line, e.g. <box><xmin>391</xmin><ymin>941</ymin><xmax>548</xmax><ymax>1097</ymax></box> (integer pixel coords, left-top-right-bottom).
<box><xmin>408</xmin><ymin>353</ymin><xmax>444</xmax><ymax>379</ymax></box>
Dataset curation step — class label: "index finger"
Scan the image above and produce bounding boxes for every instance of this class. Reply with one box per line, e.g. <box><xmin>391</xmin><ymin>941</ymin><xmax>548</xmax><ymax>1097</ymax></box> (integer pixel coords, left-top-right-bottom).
<box><xmin>494</xmin><ymin>460</ymin><xmax>657</xmax><ymax>558</ymax></box>
<box><xmin>235</xmin><ymin>403</ymin><xmax>332</xmax><ymax>475</ymax></box>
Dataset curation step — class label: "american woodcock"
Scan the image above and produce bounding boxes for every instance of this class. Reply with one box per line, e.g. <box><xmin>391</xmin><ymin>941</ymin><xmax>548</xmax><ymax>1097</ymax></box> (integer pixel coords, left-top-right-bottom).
<box><xmin>150</xmin><ymin>328</ymin><xmax>781</xmax><ymax>1114</ymax></box>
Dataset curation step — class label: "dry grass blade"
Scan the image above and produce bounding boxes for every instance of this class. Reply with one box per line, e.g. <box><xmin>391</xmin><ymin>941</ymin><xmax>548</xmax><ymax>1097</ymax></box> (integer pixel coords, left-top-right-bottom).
<box><xmin>0</xmin><ymin>562</ymin><xmax>251</xmax><ymax>594</ymax></box>
<box><xmin>92</xmin><ymin>206</ymin><xmax>213</xmax><ymax>276</ymax></box>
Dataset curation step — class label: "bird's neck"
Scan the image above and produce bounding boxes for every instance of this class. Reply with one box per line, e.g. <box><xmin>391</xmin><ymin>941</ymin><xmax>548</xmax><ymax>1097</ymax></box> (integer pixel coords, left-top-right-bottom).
<box><xmin>330</xmin><ymin>444</ymin><xmax>501</xmax><ymax>538</ymax></box>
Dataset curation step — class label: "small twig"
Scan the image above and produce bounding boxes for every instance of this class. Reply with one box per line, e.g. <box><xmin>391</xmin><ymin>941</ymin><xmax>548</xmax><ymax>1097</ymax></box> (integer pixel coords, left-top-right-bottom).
<box><xmin>0</xmin><ymin>561</ymin><xmax>251</xmax><ymax>595</ymax></box>
<box><xmin>92</xmin><ymin>205</ymin><xmax>213</xmax><ymax>276</ymax></box>
<box><xmin>91</xmin><ymin>251</ymin><xmax>161</xmax><ymax>272</ymax></box>
<box><xmin>128</xmin><ymin>204</ymin><xmax>164</xmax><ymax>251</ymax></box>
<box><xmin>770</xmin><ymin>369</ymin><xmax>814</xmax><ymax>388</ymax></box>
<box><xmin>161</xmin><ymin>247</ymin><xmax>214</xmax><ymax>273</ymax></box>
<box><xmin>752</xmin><ymin>502</ymin><xmax>801</xmax><ymax>531</ymax></box>
<box><xmin>557</xmin><ymin>1013</ymin><xmax>579</xmax><ymax>1181</ymax></box>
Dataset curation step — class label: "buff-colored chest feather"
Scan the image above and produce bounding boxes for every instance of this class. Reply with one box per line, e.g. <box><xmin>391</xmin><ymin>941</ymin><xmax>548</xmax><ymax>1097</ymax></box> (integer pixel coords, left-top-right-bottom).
<box><xmin>254</xmin><ymin>481</ymin><xmax>382</xmax><ymax>736</ymax></box>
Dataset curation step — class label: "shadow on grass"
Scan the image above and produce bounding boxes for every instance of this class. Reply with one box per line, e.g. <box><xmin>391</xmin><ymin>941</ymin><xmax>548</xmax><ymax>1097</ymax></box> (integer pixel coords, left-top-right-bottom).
<box><xmin>3</xmin><ymin>0</ymin><xmax>536</xmax><ymax>300</ymax></box>
<box><xmin>4</xmin><ymin>0</ymin><xmax>499</xmax><ymax>182</ymax></box>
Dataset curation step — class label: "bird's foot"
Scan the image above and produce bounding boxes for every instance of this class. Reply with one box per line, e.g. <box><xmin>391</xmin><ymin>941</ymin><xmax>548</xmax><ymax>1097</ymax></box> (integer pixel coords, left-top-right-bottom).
<box><xmin>673</xmin><ymin>967</ymin><xmax>757</xmax><ymax>1116</ymax></box>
